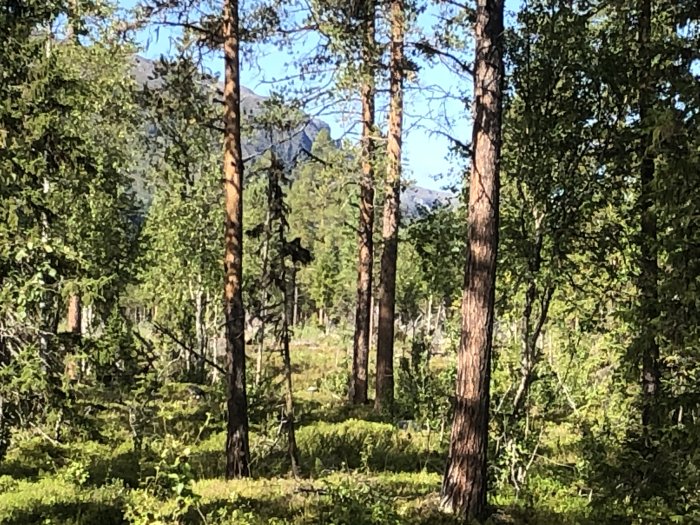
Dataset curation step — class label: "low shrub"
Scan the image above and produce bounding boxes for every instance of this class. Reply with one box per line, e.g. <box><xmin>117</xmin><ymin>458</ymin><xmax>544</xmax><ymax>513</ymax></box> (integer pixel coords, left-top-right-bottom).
<box><xmin>154</xmin><ymin>383</ymin><xmax>224</xmax><ymax>443</ymax></box>
<box><xmin>0</xmin><ymin>477</ymin><xmax>125</xmax><ymax>525</ymax></box>
<box><xmin>296</xmin><ymin>419</ymin><xmax>442</xmax><ymax>474</ymax></box>
<box><xmin>0</xmin><ymin>436</ymin><xmax>139</xmax><ymax>487</ymax></box>
<box><xmin>0</xmin><ymin>436</ymin><xmax>63</xmax><ymax>479</ymax></box>
<box><xmin>189</xmin><ymin>431</ymin><xmax>227</xmax><ymax>478</ymax></box>
<box><xmin>124</xmin><ymin>436</ymin><xmax>200</xmax><ymax>525</ymax></box>
<box><xmin>395</xmin><ymin>335</ymin><xmax>454</xmax><ymax>431</ymax></box>
<box><xmin>314</xmin><ymin>478</ymin><xmax>402</xmax><ymax>525</ymax></box>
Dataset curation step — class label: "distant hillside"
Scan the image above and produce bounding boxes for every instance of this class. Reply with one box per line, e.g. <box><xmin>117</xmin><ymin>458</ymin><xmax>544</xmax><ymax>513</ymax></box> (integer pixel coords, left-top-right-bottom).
<box><xmin>131</xmin><ymin>55</ymin><xmax>455</xmax><ymax>215</ymax></box>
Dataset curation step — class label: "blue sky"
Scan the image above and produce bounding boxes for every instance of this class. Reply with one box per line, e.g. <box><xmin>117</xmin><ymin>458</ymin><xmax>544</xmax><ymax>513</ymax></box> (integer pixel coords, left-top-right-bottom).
<box><xmin>120</xmin><ymin>0</ymin><xmax>521</xmax><ymax>191</ymax></box>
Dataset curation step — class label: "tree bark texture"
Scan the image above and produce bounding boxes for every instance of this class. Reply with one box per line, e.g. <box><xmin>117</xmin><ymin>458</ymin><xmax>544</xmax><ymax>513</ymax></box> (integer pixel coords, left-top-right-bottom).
<box><xmin>375</xmin><ymin>0</ymin><xmax>404</xmax><ymax>412</ymax></box>
<box><xmin>223</xmin><ymin>0</ymin><xmax>250</xmax><ymax>479</ymax></box>
<box><xmin>440</xmin><ymin>0</ymin><xmax>504</xmax><ymax>520</ymax></box>
<box><xmin>350</xmin><ymin>0</ymin><xmax>376</xmax><ymax>405</ymax></box>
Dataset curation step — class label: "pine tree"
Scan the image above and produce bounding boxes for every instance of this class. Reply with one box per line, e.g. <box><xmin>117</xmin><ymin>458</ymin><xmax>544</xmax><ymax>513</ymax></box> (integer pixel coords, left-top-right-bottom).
<box><xmin>0</xmin><ymin>0</ymin><xmax>141</xmax><ymax>454</ymax></box>
<box><xmin>350</xmin><ymin>0</ymin><xmax>377</xmax><ymax>406</ymax></box>
<box><xmin>375</xmin><ymin>0</ymin><xmax>406</xmax><ymax>412</ymax></box>
<box><xmin>440</xmin><ymin>0</ymin><xmax>504</xmax><ymax>518</ymax></box>
<box><xmin>222</xmin><ymin>0</ymin><xmax>251</xmax><ymax>478</ymax></box>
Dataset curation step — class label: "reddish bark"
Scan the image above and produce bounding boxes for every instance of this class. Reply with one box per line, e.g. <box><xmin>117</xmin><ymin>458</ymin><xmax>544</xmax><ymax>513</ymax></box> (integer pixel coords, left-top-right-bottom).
<box><xmin>440</xmin><ymin>0</ymin><xmax>504</xmax><ymax>519</ymax></box>
<box><xmin>223</xmin><ymin>0</ymin><xmax>250</xmax><ymax>479</ymax></box>
<box><xmin>375</xmin><ymin>0</ymin><xmax>404</xmax><ymax>412</ymax></box>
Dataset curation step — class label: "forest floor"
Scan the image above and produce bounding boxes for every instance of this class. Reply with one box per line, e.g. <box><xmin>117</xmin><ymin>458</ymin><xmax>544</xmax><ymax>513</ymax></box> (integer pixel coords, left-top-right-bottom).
<box><xmin>0</xmin><ymin>329</ymin><xmax>589</xmax><ymax>524</ymax></box>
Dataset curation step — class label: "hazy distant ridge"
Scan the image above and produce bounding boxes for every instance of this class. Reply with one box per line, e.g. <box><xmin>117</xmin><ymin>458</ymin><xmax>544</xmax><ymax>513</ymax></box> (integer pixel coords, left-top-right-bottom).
<box><xmin>131</xmin><ymin>55</ymin><xmax>454</xmax><ymax>215</ymax></box>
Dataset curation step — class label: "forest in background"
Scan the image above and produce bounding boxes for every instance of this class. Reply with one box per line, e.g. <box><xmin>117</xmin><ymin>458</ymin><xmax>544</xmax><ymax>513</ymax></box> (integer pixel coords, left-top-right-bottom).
<box><xmin>1</xmin><ymin>0</ymin><xmax>700</xmax><ymax>523</ymax></box>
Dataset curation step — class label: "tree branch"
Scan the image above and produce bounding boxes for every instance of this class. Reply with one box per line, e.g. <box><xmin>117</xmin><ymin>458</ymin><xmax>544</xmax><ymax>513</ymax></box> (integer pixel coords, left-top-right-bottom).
<box><xmin>152</xmin><ymin>322</ymin><xmax>226</xmax><ymax>375</ymax></box>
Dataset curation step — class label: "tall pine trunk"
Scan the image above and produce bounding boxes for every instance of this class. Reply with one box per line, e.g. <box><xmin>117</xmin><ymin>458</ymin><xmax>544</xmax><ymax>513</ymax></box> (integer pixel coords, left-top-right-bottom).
<box><xmin>375</xmin><ymin>0</ymin><xmax>404</xmax><ymax>412</ymax></box>
<box><xmin>223</xmin><ymin>0</ymin><xmax>250</xmax><ymax>479</ymax></box>
<box><xmin>440</xmin><ymin>0</ymin><xmax>503</xmax><ymax>519</ymax></box>
<box><xmin>279</xmin><ymin>218</ymin><xmax>300</xmax><ymax>478</ymax></box>
<box><xmin>637</xmin><ymin>0</ymin><xmax>659</xmax><ymax>429</ymax></box>
<box><xmin>350</xmin><ymin>0</ymin><xmax>376</xmax><ymax>405</ymax></box>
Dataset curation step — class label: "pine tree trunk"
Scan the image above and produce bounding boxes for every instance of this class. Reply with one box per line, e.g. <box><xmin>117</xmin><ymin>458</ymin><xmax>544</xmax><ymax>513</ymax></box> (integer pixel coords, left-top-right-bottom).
<box><xmin>425</xmin><ymin>294</ymin><xmax>432</xmax><ymax>334</ymax></box>
<box><xmin>223</xmin><ymin>0</ymin><xmax>250</xmax><ymax>479</ymax></box>
<box><xmin>282</xmin><ymin>311</ymin><xmax>300</xmax><ymax>476</ymax></box>
<box><xmin>440</xmin><ymin>0</ymin><xmax>504</xmax><ymax>519</ymax></box>
<box><xmin>280</xmin><ymin>254</ymin><xmax>300</xmax><ymax>477</ymax></box>
<box><xmin>375</xmin><ymin>0</ymin><xmax>404</xmax><ymax>412</ymax></box>
<box><xmin>67</xmin><ymin>293</ymin><xmax>81</xmax><ymax>334</ymax></box>
<box><xmin>256</xmin><ymin>208</ymin><xmax>272</xmax><ymax>387</ymax></box>
<box><xmin>292</xmin><ymin>267</ymin><xmax>299</xmax><ymax>327</ymax></box>
<box><xmin>637</xmin><ymin>0</ymin><xmax>659</xmax><ymax>429</ymax></box>
<box><xmin>266</xmin><ymin>150</ymin><xmax>300</xmax><ymax>476</ymax></box>
<box><xmin>350</xmin><ymin>0</ymin><xmax>376</xmax><ymax>405</ymax></box>
<box><xmin>369</xmin><ymin>295</ymin><xmax>375</xmax><ymax>346</ymax></box>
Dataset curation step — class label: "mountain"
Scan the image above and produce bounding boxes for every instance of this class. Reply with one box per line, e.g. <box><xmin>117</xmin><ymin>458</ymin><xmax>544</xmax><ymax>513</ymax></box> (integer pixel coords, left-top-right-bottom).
<box><xmin>131</xmin><ymin>55</ymin><xmax>455</xmax><ymax>215</ymax></box>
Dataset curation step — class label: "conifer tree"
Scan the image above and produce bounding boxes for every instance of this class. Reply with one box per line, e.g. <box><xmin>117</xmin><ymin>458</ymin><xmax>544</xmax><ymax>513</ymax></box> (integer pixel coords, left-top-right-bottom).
<box><xmin>350</xmin><ymin>0</ymin><xmax>377</xmax><ymax>405</ymax></box>
<box><xmin>440</xmin><ymin>0</ymin><xmax>504</xmax><ymax>518</ymax></box>
<box><xmin>375</xmin><ymin>0</ymin><xmax>406</xmax><ymax>412</ymax></box>
<box><xmin>222</xmin><ymin>0</ymin><xmax>251</xmax><ymax>478</ymax></box>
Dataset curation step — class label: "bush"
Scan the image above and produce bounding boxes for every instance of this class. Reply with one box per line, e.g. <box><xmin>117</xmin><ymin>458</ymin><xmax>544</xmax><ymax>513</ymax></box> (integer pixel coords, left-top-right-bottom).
<box><xmin>0</xmin><ymin>436</ymin><xmax>62</xmax><ymax>479</ymax></box>
<box><xmin>0</xmin><ymin>435</ymin><xmax>140</xmax><ymax>487</ymax></box>
<box><xmin>152</xmin><ymin>382</ymin><xmax>224</xmax><ymax>443</ymax></box>
<box><xmin>124</xmin><ymin>436</ymin><xmax>200</xmax><ymax>525</ymax></box>
<box><xmin>320</xmin><ymin>361</ymin><xmax>351</xmax><ymax>400</ymax></box>
<box><xmin>314</xmin><ymin>478</ymin><xmax>402</xmax><ymax>525</ymax></box>
<box><xmin>189</xmin><ymin>431</ymin><xmax>226</xmax><ymax>478</ymax></box>
<box><xmin>585</xmin><ymin>423</ymin><xmax>700</xmax><ymax>524</ymax></box>
<box><xmin>0</xmin><ymin>477</ymin><xmax>125</xmax><ymax>525</ymax></box>
<box><xmin>296</xmin><ymin>419</ymin><xmax>442</xmax><ymax>474</ymax></box>
<box><xmin>395</xmin><ymin>335</ymin><xmax>454</xmax><ymax>430</ymax></box>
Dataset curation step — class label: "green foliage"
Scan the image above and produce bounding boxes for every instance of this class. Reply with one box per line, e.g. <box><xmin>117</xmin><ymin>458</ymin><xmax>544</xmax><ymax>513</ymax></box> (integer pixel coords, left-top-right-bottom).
<box><xmin>583</xmin><ymin>423</ymin><xmax>700</xmax><ymax>523</ymax></box>
<box><xmin>405</xmin><ymin>204</ymin><xmax>465</xmax><ymax>306</ymax></box>
<box><xmin>395</xmin><ymin>243</ymin><xmax>428</xmax><ymax>326</ymax></box>
<box><xmin>287</xmin><ymin>130</ymin><xmax>357</xmax><ymax>324</ymax></box>
<box><xmin>395</xmin><ymin>334</ymin><xmax>454</xmax><ymax>430</ymax></box>
<box><xmin>319</xmin><ymin>358</ymin><xmax>352</xmax><ymax>400</ymax></box>
<box><xmin>0</xmin><ymin>436</ymin><xmax>140</xmax><ymax>487</ymax></box>
<box><xmin>295</xmin><ymin>419</ymin><xmax>442</xmax><ymax>474</ymax></box>
<box><xmin>135</xmin><ymin>53</ymin><xmax>223</xmax><ymax>384</ymax></box>
<box><xmin>0</xmin><ymin>477</ymin><xmax>125</xmax><ymax>525</ymax></box>
<box><xmin>0</xmin><ymin>1</ymin><xmax>142</xmax><ymax>457</ymax></box>
<box><xmin>93</xmin><ymin>307</ymin><xmax>142</xmax><ymax>386</ymax></box>
<box><xmin>124</xmin><ymin>436</ymin><xmax>200</xmax><ymax>525</ymax></box>
<box><xmin>1</xmin><ymin>0</ymin><xmax>700</xmax><ymax>523</ymax></box>
<box><xmin>315</xmin><ymin>479</ymin><xmax>402</xmax><ymax>525</ymax></box>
